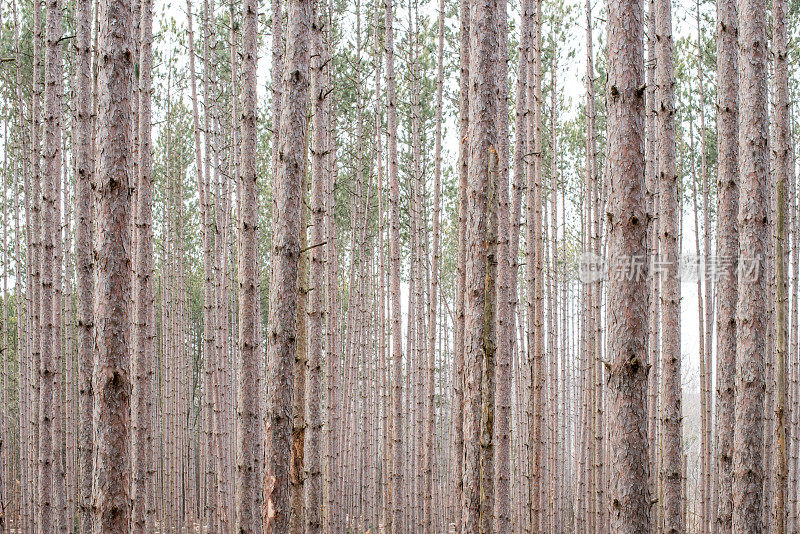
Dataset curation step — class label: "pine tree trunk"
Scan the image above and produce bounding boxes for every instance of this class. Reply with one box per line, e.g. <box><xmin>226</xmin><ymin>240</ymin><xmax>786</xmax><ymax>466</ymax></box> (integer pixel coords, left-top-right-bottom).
<box><xmin>74</xmin><ymin>0</ymin><xmax>94</xmax><ymax>528</ymax></box>
<box><xmin>291</xmin><ymin>181</ymin><xmax>308</xmax><ymax>533</ymax></box>
<box><xmin>424</xmin><ymin>1</ymin><xmax>444</xmax><ymax>530</ymax></box>
<box><xmin>493</xmin><ymin>0</ymin><xmax>512</xmax><ymax>530</ymax></box>
<box><xmin>385</xmin><ymin>0</ymin><xmax>403</xmax><ymax>528</ymax></box>
<box><xmin>654</xmin><ymin>0</ymin><xmax>682</xmax><ymax>527</ymax></box>
<box><xmin>462</xmin><ymin>0</ymin><xmax>498</xmax><ymax>527</ymax></box>
<box><xmin>306</xmin><ymin>9</ymin><xmax>325</xmax><ymax>533</ymax></box>
<box><xmin>696</xmin><ymin>9</ymin><xmax>714</xmax><ymax>530</ymax></box>
<box><xmin>235</xmin><ymin>0</ymin><xmax>264</xmax><ymax>527</ymax></box>
<box><xmin>132</xmin><ymin>0</ymin><xmax>155</xmax><ymax>529</ymax></box>
<box><xmin>452</xmin><ymin>0</ymin><xmax>470</xmax><ymax>527</ymax></box>
<box><xmin>93</xmin><ymin>0</ymin><xmax>134</xmax><ymax>527</ymax></box>
<box><xmin>266</xmin><ymin>0</ymin><xmax>310</xmax><ymax>528</ymax></box>
<box><xmin>772</xmin><ymin>0</ymin><xmax>790</xmax><ymax>529</ymax></box>
<box><xmin>606</xmin><ymin>0</ymin><xmax>650</xmax><ymax>528</ymax></box>
<box><xmin>714</xmin><ymin>0</ymin><xmax>738</xmax><ymax>527</ymax></box>
<box><xmin>787</xmin><ymin>105</ymin><xmax>798</xmax><ymax>534</ymax></box>
<box><xmin>733</xmin><ymin>0</ymin><xmax>768</xmax><ymax>527</ymax></box>
<box><xmin>41</xmin><ymin>0</ymin><xmax>65</xmax><ymax>527</ymax></box>
<box><xmin>323</xmin><ymin>39</ymin><xmax>339</xmax><ymax>534</ymax></box>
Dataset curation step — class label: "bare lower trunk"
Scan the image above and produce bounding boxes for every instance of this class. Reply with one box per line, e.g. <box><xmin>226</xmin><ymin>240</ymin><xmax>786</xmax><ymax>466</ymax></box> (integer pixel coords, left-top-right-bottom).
<box><xmin>74</xmin><ymin>0</ymin><xmax>94</xmax><ymax>529</ymax></box>
<box><xmin>733</xmin><ymin>0</ymin><xmax>768</xmax><ymax>527</ymax></box>
<box><xmin>773</xmin><ymin>0</ymin><xmax>790</xmax><ymax>529</ymax></box>
<box><xmin>132</xmin><ymin>0</ymin><xmax>155</xmax><ymax>529</ymax></box>
<box><xmin>606</xmin><ymin>0</ymin><xmax>650</xmax><ymax>529</ymax></box>
<box><xmin>235</xmin><ymin>0</ymin><xmax>264</xmax><ymax>527</ymax></box>
<box><xmin>93</xmin><ymin>0</ymin><xmax>134</xmax><ymax>527</ymax></box>
<box><xmin>714</xmin><ymin>0</ymin><xmax>738</xmax><ymax>528</ymax></box>
<box><xmin>425</xmin><ymin>2</ymin><xmax>444</xmax><ymax>530</ymax></box>
<box><xmin>385</xmin><ymin>0</ymin><xmax>403</xmax><ymax>529</ymax></box>
<box><xmin>462</xmin><ymin>0</ymin><xmax>498</xmax><ymax>528</ymax></box>
<box><xmin>265</xmin><ymin>0</ymin><xmax>310</xmax><ymax>528</ymax></box>
<box><xmin>654</xmin><ymin>0</ymin><xmax>682</xmax><ymax>528</ymax></box>
<box><xmin>306</xmin><ymin>9</ymin><xmax>326</xmax><ymax>533</ymax></box>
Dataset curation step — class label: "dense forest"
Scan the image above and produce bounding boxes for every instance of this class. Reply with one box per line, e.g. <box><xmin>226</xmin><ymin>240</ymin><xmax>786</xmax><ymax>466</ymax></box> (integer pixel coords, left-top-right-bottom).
<box><xmin>0</xmin><ymin>0</ymin><xmax>796</xmax><ymax>530</ymax></box>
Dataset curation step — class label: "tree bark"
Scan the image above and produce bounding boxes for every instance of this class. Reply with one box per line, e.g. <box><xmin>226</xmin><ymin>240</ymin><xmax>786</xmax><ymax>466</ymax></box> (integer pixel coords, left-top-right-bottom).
<box><xmin>654</xmin><ymin>0</ymin><xmax>682</xmax><ymax>527</ymax></box>
<box><xmin>306</xmin><ymin>8</ymin><xmax>326</xmax><ymax>533</ymax></box>
<box><xmin>606</xmin><ymin>0</ymin><xmax>651</xmax><ymax>529</ymax></box>
<box><xmin>132</xmin><ymin>0</ymin><xmax>155</xmax><ymax>529</ymax></box>
<box><xmin>92</xmin><ymin>0</ymin><xmax>134</xmax><ymax>528</ymax></box>
<box><xmin>235</xmin><ymin>0</ymin><xmax>264</xmax><ymax>527</ymax></box>
<box><xmin>493</xmin><ymin>1</ymin><xmax>512</xmax><ymax>531</ymax></box>
<box><xmin>773</xmin><ymin>0</ymin><xmax>790</xmax><ymax>529</ymax></box>
<box><xmin>385</xmin><ymin>0</ymin><xmax>403</xmax><ymax>528</ymax></box>
<box><xmin>461</xmin><ymin>0</ymin><xmax>498</xmax><ymax>527</ymax></box>
<box><xmin>714</xmin><ymin>0</ymin><xmax>738</xmax><ymax>527</ymax></box>
<box><xmin>74</xmin><ymin>0</ymin><xmax>94</xmax><ymax>529</ymax></box>
<box><xmin>425</xmin><ymin>0</ymin><xmax>444</xmax><ymax>530</ymax></box>
<box><xmin>265</xmin><ymin>0</ymin><xmax>311</xmax><ymax>528</ymax></box>
<box><xmin>733</xmin><ymin>0</ymin><xmax>768</xmax><ymax>526</ymax></box>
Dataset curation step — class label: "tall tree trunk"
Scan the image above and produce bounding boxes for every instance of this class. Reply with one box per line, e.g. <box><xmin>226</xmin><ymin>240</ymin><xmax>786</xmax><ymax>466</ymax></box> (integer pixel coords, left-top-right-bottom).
<box><xmin>266</xmin><ymin>0</ymin><xmax>310</xmax><ymax>528</ymax></box>
<box><xmin>93</xmin><ymin>0</ymin><xmax>134</xmax><ymax>527</ymax></box>
<box><xmin>291</xmin><ymin>181</ymin><xmax>308</xmax><ymax>533</ymax></box>
<box><xmin>493</xmin><ymin>0</ymin><xmax>512</xmax><ymax>530</ymax></box>
<box><xmin>772</xmin><ymin>0</ymin><xmax>790</xmax><ymax>528</ymax></box>
<box><xmin>323</xmin><ymin>31</ymin><xmax>339</xmax><ymax>534</ymax></box>
<box><xmin>606</xmin><ymin>0</ymin><xmax>650</xmax><ymax>529</ymax></box>
<box><xmin>30</xmin><ymin>0</ymin><xmax>42</xmax><ymax>523</ymax></box>
<box><xmin>714</xmin><ymin>0</ymin><xmax>738</xmax><ymax>527</ymax></box>
<box><xmin>235</xmin><ymin>0</ymin><xmax>264</xmax><ymax>527</ymax></box>
<box><xmin>733</xmin><ymin>0</ymin><xmax>768</xmax><ymax>527</ymax></box>
<box><xmin>462</xmin><ymin>0</ymin><xmax>498</xmax><ymax>528</ymax></box>
<box><xmin>786</xmin><ymin>104</ymin><xmax>800</xmax><ymax>531</ymax></box>
<box><xmin>306</xmin><ymin>8</ymin><xmax>325</xmax><ymax>533</ymax></box>
<box><xmin>452</xmin><ymin>0</ymin><xmax>470</xmax><ymax>528</ymax></box>
<box><xmin>132</xmin><ymin>0</ymin><xmax>155</xmax><ymax>529</ymax></box>
<box><xmin>425</xmin><ymin>0</ymin><xmax>444</xmax><ymax>530</ymax></box>
<box><xmin>511</xmin><ymin>2</ymin><xmax>528</xmax><ymax>528</ymax></box>
<box><xmin>74</xmin><ymin>0</ymin><xmax>94</xmax><ymax>528</ymax></box>
<box><xmin>654</xmin><ymin>0</ymin><xmax>682</xmax><ymax>528</ymax></box>
<box><xmin>696</xmin><ymin>9</ymin><xmax>714</xmax><ymax>531</ymax></box>
<box><xmin>385</xmin><ymin>0</ymin><xmax>403</xmax><ymax>528</ymax></box>
<box><xmin>41</xmin><ymin>0</ymin><xmax>65</xmax><ymax>527</ymax></box>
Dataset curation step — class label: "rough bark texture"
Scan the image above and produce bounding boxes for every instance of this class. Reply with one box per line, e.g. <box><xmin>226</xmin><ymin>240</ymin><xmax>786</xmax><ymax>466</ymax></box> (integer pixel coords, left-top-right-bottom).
<box><xmin>291</xmin><ymin>184</ymin><xmax>308</xmax><ymax>534</ymax></box>
<box><xmin>606</xmin><ymin>0</ymin><xmax>651</xmax><ymax>529</ymax></box>
<box><xmin>714</xmin><ymin>0</ymin><xmax>738</xmax><ymax>528</ymax></box>
<box><xmin>493</xmin><ymin>1</ymin><xmax>512</xmax><ymax>531</ymax></box>
<box><xmin>452</xmin><ymin>0</ymin><xmax>470</xmax><ymax>528</ymax></box>
<box><xmin>92</xmin><ymin>0</ymin><xmax>134</xmax><ymax>528</ymax></box>
<box><xmin>425</xmin><ymin>1</ymin><xmax>444</xmax><ymax>530</ymax></box>
<box><xmin>132</xmin><ymin>0</ymin><xmax>155</xmax><ymax>529</ymax></box>
<box><xmin>266</xmin><ymin>0</ymin><xmax>311</xmax><ymax>529</ymax></box>
<box><xmin>511</xmin><ymin>7</ymin><xmax>528</xmax><ymax>530</ymax></box>
<box><xmin>773</xmin><ymin>0</ymin><xmax>790</xmax><ymax>529</ymax></box>
<box><xmin>733</xmin><ymin>0</ymin><xmax>768</xmax><ymax>527</ymax></box>
<box><xmin>461</xmin><ymin>0</ymin><xmax>498</xmax><ymax>528</ymax></box>
<box><xmin>235</xmin><ymin>0</ymin><xmax>264</xmax><ymax>528</ymax></box>
<box><xmin>74</xmin><ymin>0</ymin><xmax>94</xmax><ymax>530</ymax></box>
<box><xmin>40</xmin><ymin>0</ymin><xmax>65</xmax><ymax>527</ymax></box>
<box><xmin>306</xmin><ymin>9</ymin><xmax>325</xmax><ymax>533</ymax></box>
<box><xmin>323</xmin><ymin>20</ymin><xmax>339</xmax><ymax>532</ymax></box>
<box><xmin>655</xmin><ymin>0</ymin><xmax>682</xmax><ymax>529</ymax></box>
<box><xmin>385</xmin><ymin>0</ymin><xmax>404</xmax><ymax>529</ymax></box>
